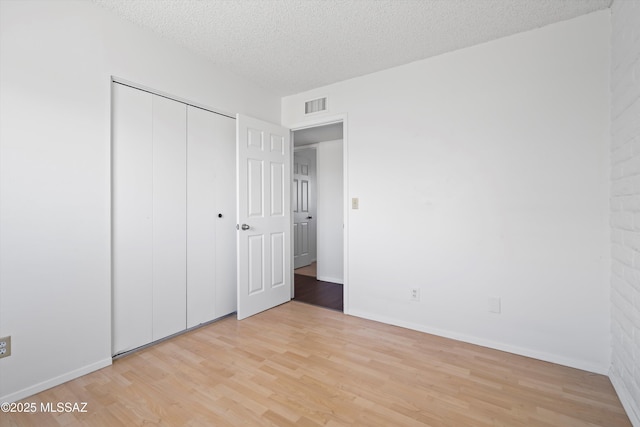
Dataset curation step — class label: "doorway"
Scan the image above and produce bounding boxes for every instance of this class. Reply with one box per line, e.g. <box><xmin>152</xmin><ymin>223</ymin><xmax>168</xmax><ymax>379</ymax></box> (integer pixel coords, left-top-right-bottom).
<box><xmin>292</xmin><ymin>122</ymin><xmax>344</xmax><ymax>311</ymax></box>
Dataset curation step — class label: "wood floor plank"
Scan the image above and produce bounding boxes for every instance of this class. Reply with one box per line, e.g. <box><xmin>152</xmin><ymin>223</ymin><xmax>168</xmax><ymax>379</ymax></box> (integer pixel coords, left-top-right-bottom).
<box><xmin>1</xmin><ymin>301</ymin><xmax>632</xmax><ymax>426</ymax></box>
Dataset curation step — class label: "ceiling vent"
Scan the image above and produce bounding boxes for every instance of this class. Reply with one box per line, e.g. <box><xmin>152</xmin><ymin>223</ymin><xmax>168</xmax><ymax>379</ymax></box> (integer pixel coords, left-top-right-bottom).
<box><xmin>304</xmin><ymin>97</ymin><xmax>328</xmax><ymax>115</ymax></box>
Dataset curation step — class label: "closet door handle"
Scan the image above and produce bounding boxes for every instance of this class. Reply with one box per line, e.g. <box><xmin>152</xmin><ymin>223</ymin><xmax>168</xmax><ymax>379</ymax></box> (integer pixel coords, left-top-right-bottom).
<box><xmin>241</xmin><ymin>224</ymin><xmax>250</xmax><ymax>231</ymax></box>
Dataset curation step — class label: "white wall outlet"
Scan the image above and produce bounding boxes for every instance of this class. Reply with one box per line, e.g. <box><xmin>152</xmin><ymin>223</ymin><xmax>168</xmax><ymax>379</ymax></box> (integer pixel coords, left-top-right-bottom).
<box><xmin>411</xmin><ymin>288</ymin><xmax>420</xmax><ymax>301</ymax></box>
<box><xmin>352</xmin><ymin>197</ymin><xmax>359</xmax><ymax>209</ymax></box>
<box><xmin>0</xmin><ymin>336</ymin><xmax>11</xmax><ymax>359</ymax></box>
<box><xmin>489</xmin><ymin>297</ymin><xmax>501</xmax><ymax>314</ymax></box>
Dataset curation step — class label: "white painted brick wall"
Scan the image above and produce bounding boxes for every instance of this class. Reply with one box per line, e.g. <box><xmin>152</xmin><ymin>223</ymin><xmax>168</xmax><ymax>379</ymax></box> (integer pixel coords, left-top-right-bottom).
<box><xmin>610</xmin><ymin>1</ymin><xmax>640</xmax><ymax>426</ymax></box>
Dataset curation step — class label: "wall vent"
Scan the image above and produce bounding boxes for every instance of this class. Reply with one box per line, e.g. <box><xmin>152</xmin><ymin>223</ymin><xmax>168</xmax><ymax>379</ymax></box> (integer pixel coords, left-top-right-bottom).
<box><xmin>304</xmin><ymin>97</ymin><xmax>328</xmax><ymax>115</ymax></box>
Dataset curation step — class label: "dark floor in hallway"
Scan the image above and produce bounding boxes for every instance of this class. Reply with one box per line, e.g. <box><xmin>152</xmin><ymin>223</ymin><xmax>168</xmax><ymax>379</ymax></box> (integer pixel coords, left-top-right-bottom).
<box><xmin>294</xmin><ymin>274</ymin><xmax>343</xmax><ymax>311</ymax></box>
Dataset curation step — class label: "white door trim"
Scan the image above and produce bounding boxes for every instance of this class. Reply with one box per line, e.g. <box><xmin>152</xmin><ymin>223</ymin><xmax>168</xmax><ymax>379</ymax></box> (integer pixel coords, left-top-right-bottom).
<box><xmin>289</xmin><ymin>114</ymin><xmax>349</xmax><ymax>314</ymax></box>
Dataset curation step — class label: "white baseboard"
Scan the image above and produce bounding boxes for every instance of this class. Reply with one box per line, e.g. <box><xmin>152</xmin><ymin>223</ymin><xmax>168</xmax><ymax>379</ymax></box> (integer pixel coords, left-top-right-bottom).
<box><xmin>610</xmin><ymin>371</ymin><xmax>640</xmax><ymax>427</ymax></box>
<box><xmin>347</xmin><ymin>308</ymin><xmax>609</xmax><ymax>375</ymax></box>
<box><xmin>316</xmin><ymin>275</ymin><xmax>343</xmax><ymax>284</ymax></box>
<box><xmin>0</xmin><ymin>357</ymin><xmax>112</xmax><ymax>403</ymax></box>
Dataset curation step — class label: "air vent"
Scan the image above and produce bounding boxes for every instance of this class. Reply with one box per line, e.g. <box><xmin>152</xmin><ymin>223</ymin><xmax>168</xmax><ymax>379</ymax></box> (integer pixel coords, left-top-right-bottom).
<box><xmin>304</xmin><ymin>97</ymin><xmax>328</xmax><ymax>115</ymax></box>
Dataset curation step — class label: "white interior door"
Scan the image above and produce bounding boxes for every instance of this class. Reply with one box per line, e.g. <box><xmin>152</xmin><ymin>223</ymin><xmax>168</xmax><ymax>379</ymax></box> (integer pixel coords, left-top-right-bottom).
<box><xmin>293</xmin><ymin>150</ymin><xmax>315</xmax><ymax>269</ymax></box>
<box><xmin>236</xmin><ymin>114</ymin><xmax>291</xmax><ymax>320</ymax></box>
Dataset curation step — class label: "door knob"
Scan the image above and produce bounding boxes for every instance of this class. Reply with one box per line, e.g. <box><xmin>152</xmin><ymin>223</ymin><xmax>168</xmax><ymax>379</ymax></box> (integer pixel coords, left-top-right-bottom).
<box><xmin>307</xmin><ymin>216</ymin><xmax>313</xmax><ymax>220</ymax></box>
<box><xmin>241</xmin><ymin>224</ymin><xmax>250</xmax><ymax>230</ymax></box>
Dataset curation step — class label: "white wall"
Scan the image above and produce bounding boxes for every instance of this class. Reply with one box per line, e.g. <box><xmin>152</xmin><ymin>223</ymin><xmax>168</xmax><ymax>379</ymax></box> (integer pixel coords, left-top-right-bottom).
<box><xmin>283</xmin><ymin>11</ymin><xmax>611</xmax><ymax>373</ymax></box>
<box><xmin>609</xmin><ymin>0</ymin><xmax>640</xmax><ymax>425</ymax></box>
<box><xmin>0</xmin><ymin>0</ymin><xmax>280</xmax><ymax>402</ymax></box>
<box><xmin>316</xmin><ymin>140</ymin><xmax>344</xmax><ymax>284</ymax></box>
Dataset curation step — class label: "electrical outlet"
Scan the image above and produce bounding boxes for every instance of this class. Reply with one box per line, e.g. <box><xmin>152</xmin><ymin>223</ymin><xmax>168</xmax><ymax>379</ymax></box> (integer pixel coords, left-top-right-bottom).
<box><xmin>411</xmin><ymin>288</ymin><xmax>420</xmax><ymax>301</ymax></box>
<box><xmin>0</xmin><ymin>336</ymin><xmax>11</xmax><ymax>359</ymax></box>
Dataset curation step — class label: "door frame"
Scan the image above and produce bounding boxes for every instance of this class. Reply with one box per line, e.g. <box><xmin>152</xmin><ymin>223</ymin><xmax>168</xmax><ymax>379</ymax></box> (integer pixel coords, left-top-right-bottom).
<box><xmin>289</xmin><ymin>114</ymin><xmax>349</xmax><ymax>314</ymax></box>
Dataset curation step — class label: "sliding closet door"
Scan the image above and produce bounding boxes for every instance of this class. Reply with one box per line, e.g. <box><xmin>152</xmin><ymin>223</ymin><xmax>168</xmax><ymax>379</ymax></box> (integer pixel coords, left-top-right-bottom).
<box><xmin>186</xmin><ymin>107</ymin><xmax>217</xmax><ymax>327</ymax></box>
<box><xmin>113</xmin><ymin>82</ymin><xmax>237</xmax><ymax>354</ymax></box>
<box><xmin>187</xmin><ymin>107</ymin><xmax>236</xmax><ymax>327</ymax></box>
<box><xmin>213</xmin><ymin>112</ymin><xmax>237</xmax><ymax>317</ymax></box>
<box><xmin>112</xmin><ymin>84</ymin><xmax>153</xmax><ymax>354</ymax></box>
<box><xmin>152</xmin><ymin>96</ymin><xmax>187</xmax><ymax>340</ymax></box>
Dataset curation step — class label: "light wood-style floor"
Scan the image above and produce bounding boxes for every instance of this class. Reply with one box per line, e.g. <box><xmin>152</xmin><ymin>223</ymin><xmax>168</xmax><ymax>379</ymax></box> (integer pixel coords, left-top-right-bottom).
<box><xmin>3</xmin><ymin>302</ymin><xmax>631</xmax><ymax>427</ymax></box>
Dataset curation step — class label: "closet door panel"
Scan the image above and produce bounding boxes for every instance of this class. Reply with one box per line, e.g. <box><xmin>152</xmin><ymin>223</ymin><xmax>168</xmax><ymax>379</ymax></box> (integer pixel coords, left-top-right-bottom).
<box><xmin>213</xmin><ymin>114</ymin><xmax>237</xmax><ymax>317</ymax></box>
<box><xmin>152</xmin><ymin>95</ymin><xmax>187</xmax><ymax>340</ymax></box>
<box><xmin>186</xmin><ymin>107</ymin><xmax>217</xmax><ymax>327</ymax></box>
<box><xmin>112</xmin><ymin>84</ymin><xmax>153</xmax><ymax>354</ymax></box>
<box><xmin>187</xmin><ymin>108</ymin><xmax>236</xmax><ymax>326</ymax></box>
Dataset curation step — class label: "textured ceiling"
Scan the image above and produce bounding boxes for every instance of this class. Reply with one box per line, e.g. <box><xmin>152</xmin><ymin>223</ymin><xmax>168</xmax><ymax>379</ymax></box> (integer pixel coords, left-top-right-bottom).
<box><xmin>92</xmin><ymin>0</ymin><xmax>612</xmax><ymax>96</ymax></box>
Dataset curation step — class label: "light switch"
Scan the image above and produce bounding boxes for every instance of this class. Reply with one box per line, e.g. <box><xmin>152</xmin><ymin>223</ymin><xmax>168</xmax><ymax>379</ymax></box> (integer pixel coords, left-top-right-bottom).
<box><xmin>352</xmin><ymin>197</ymin><xmax>359</xmax><ymax>209</ymax></box>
